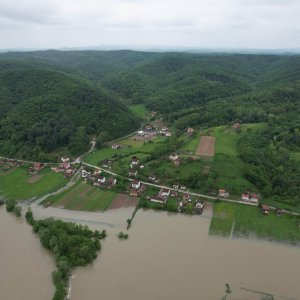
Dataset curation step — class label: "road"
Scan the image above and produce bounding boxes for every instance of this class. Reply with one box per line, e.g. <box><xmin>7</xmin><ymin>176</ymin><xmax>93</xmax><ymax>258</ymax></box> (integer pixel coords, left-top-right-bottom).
<box><xmin>2</xmin><ymin>126</ymin><xmax>300</xmax><ymax>216</ymax></box>
<box><xmin>82</xmin><ymin>162</ymin><xmax>258</xmax><ymax>207</ymax></box>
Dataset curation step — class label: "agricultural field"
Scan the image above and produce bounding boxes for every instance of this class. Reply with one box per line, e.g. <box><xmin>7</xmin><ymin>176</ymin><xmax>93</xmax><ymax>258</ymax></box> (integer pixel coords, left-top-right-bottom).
<box><xmin>44</xmin><ymin>181</ymin><xmax>117</xmax><ymax>211</ymax></box>
<box><xmin>210</xmin><ymin>202</ymin><xmax>300</xmax><ymax>243</ymax></box>
<box><xmin>196</xmin><ymin>136</ymin><xmax>216</xmax><ymax>157</ymax></box>
<box><xmin>0</xmin><ymin>167</ymin><xmax>68</xmax><ymax>201</ymax></box>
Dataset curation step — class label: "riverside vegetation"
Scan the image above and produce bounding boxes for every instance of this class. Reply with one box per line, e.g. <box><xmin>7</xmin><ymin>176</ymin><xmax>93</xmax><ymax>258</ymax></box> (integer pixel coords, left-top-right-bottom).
<box><xmin>25</xmin><ymin>208</ymin><xmax>106</xmax><ymax>300</ymax></box>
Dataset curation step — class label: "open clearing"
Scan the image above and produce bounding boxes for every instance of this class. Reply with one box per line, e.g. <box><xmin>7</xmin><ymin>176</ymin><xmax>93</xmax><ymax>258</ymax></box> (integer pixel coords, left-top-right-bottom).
<box><xmin>0</xmin><ymin>167</ymin><xmax>68</xmax><ymax>201</ymax></box>
<box><xmin>108</xmin><ymin>194</ymin><xmax>139</xmax><ymax>210</ymax></box>
<box><xmin>196</xmin><ymin>136</ymin><xmax>216</xmax><ymax>157</ymax></box>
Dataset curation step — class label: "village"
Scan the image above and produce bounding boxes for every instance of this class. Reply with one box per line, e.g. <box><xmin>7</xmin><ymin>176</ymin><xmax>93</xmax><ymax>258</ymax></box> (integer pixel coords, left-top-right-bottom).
<box><xmin>0</xmin><ymin>117</ymin><xmax>279</xmax><ymax>218</ymax></box>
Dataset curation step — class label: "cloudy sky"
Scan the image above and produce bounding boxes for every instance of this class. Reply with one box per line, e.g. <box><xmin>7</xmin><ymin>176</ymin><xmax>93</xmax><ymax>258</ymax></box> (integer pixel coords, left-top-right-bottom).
<box><xmin>0</xmin><ymin>0</ymin><xmax>299</xmax><ymax>50</ymax></box>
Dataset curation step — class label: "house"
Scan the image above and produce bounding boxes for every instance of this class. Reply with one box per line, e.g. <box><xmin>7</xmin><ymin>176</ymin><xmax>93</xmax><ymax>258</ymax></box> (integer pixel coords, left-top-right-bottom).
<box><xmin>195</xmin><ymin>201</ymin><xmax>204</xmax><ymax>214</ymax></box>
<box><xmin>138</xmin><ymin>130</ymin><xmax>145</xmax><ymax>136</ymax></box>
<box><xmin>62</xmin><ymin>162</ymin><xmax>71</xmax><ymax>170</ymax></box>
<box><xmin>132</xmin><ymin>180</ymin><xmax>141</xmax><ymax>189</ymax></box>
<box><xmin>107</xmin><ymin>177</ymin><xmax>117</xmax><ymax>186</ymax></box>
<box><xmin>150</xmin><ymin>195</ymin><xmax>166</xmax><ymax>204</ymax></box>
<box><xmin>111</xmin><ymin>144</ymin><xmax>120</xmax><ymax>150</ymax></box>
<box><xmin>233</xmin><ymin>122</ymin><xmax>241</xmax><ymax>129</ymax></box>
<box><xmin>145</xmin><ymin>125</ymin><xmax>153</xmax><ymax>131</ymax></box>
<box><xmin>130</xmin><ymin>156</ymin><xmax>140</xmax><ymax>166</ymax></box>
<box><xmin>173</xmin><ymin>183</ymin><xmax>180</xmax><ymax>190</ymax></box>
<box><xmin>186</xmin><ymin>127</ymin><xmax>195</xmax><ymax>137</ymax></box>
<box><xmin>139</xmin><ymin>164</ymin><xmax>145</xmax><ymax>169</ymax></box>
<box><xmin>241</xmin><ymin>193</ymin><xmax>250</xmax><ymax>201</ymax></box>
<box><xmin>182</xmin><ymin>193</ymin><xmax>191</xmax><ymax>201</ymax></box>
<box><xmin>150</xmin><ymin>111</ymin><xmax>157</xmax><ymax>118</ymax></box>
<box><xmin>94</xmin><ymin>169</ymin><xmax>101</xmax><ymax>175</ymax></box>
<box><xmin>98</xmin><ymin>176</ymin><xmax>106</xmax><ymax>184</ymax></box>
<box><xmin>169</xmin><ymin>153</ymin><xmax>179</xmax><ymax>161</ymax></box>
<box><xmin>249</xmin><ymin>193</ymin><xmax>259</xmax><ymax>203</ymax></box>
<box><xmin>173</xmin><ymin>158</ymin><xmax>181</xmax><ymax>167</ymax></box>
<box><xmin>101</xmin><ymin>159</ymin><xmax>112</xmax><ymax>168</ymax></box>
<box><xmin>275</xmin><ymin>208</ymin><xmax>283</xmax><ymax>216</ymax></box>
<box><xmin>219</xmin><ymin>189</ymin><xmax>229</xmax><ymax>198</ymax></box>
<box><xmin>170</xmin><ymin>190</ymin><xmax>178</xmax><ymax>198</ymax></box>
<box><xmin>33</xmin><ymin>162</ymin><xmax>43</xmax><ymax>172</ymax></box>
<box><xmin>129</xmin><ymin>169</ymin><xmax>137</xmax><ymax>177</ymax></box>
<box><xmin>61</xmin><ymin>157</ymin><xmax>70</xmax><ymax>163</ymax></box>
<box><xmin>161</xmin><ymin>127</ymin><xmax>168</xmax><ymax>132</ymax></box>
<box><xmin>160</xmin><ymin>188</ymin><xmax>170</xmax><ymax>197</ymax></box>
<box><xmin>81</xmin><ymin>169</ymin><xmax>91</xmax><ymax>178</ymax></box>
<box><xmin>149</xmin><ymin>175</ymin><xmax>157</xmax><ymax>182</ymax></box>
<box><xmin>65</xmin><ymin>168</ymin><xmax>76</xmax><ymax>178</ymax></box>
<box><xmin>180</xmin><ymin>185</ymin><xmax>187</xmax><ymax>190</ymax></box>
<box><xmin>165</xmin><ymin>131</ymin><xmax>172</xmax><ymax>137</ymax></box>
<box><xmin>262</xmin><ymin>205</ymin><xmax>270</xmax><ymax>215</ymax></box>
<box><xmin>130</xmin><ymin>189</ymin><xmax>139</xmax><ymax>197</ymax></box>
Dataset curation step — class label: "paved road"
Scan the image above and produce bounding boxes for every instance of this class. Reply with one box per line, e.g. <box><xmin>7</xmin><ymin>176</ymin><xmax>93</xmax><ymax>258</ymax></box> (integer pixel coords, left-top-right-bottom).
<box><xmin>82</xmin><ymin>162</ymin><xmax>259</xmax><ymax>207</ymax></box>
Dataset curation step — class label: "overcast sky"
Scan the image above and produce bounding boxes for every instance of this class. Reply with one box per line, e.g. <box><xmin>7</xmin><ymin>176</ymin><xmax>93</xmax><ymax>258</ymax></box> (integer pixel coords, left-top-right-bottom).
<box><xmin>0</xmin><ymin>0</ymin><xmax>299</xmax><ymax>50</ymax></box>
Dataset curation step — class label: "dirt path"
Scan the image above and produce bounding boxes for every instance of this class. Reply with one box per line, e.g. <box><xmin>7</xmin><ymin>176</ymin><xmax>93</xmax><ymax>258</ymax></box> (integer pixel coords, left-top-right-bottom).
<box><xmin>196</xmin><ymin>136</ymin><xmax>216</xmax><ymax>157</ymax></box>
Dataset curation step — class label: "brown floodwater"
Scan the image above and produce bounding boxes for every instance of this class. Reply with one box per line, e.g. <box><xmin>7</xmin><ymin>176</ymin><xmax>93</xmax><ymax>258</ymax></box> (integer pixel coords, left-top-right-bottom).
<box><xmin>2</xmin><ymin>203</ymin><xmax>300</xmax><ymax>300</ymax></box>
<box><xmin>0</xmin><ymin>206</ymin><xmax>54</xmax><ymax>300</ymax></box>
<box><xmin>71</xmin><ymin>209</ymin><xmax>300</xmax><ymax>300</ymax></box>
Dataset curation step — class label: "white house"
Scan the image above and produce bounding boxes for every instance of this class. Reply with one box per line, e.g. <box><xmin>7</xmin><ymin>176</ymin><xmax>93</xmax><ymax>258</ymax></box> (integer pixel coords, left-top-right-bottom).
<box><xmin>132</xmin><ymin>180</ymin><xmax>141</xmax><ymax>189</ymax></box>
<box><xmin>160</xmin><ymin>188</ymin><xmax>170</xmax><ymax>197</ymax></box>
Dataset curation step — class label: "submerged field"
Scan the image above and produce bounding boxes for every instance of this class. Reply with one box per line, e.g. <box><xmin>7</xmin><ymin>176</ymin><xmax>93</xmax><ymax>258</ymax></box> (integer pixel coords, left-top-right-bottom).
<box><xmin>0</xmin><ymin>167</ymin><xmax>68</xmax><ymax>201</ymax></box>
<box><xmin>209</xmin><ymin>202</ymin><xmax>300</xmax><ymax>243</ymax></box>
<box><xmin>44</xmin><ymin>181</ymin><xmax>117</xmax><ymax>211</ymax></box>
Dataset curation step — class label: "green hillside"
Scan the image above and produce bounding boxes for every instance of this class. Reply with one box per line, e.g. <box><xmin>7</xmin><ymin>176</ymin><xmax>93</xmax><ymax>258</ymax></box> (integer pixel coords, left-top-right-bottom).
<box><xmin>0</xmin><ymin>60</ymin><xmax>139</xmax><ymax>161</ymax></box>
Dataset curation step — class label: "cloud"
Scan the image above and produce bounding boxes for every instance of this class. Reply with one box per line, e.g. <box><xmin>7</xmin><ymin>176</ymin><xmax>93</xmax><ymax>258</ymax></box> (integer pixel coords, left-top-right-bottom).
<box><xmin>0</xmin><ymin>0</ymin><xmax>299</xmax><ymax>49</ymax></box>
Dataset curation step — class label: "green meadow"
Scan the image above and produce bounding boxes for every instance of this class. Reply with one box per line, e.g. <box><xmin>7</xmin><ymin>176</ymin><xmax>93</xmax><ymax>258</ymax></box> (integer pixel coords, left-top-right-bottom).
<box><xmin>44</xmin><ymin>181</ymin><xmax>117</xmax><ymax>211</ymax></box>
<box><xmin>0</xmin><ymin>167</ymin><xmax>68</xmax><ymax>201</ymax></box>
<box><xmin>210</xmin><ymin>202</ymin><xmax>300</xmax><ymax>243</ymax></box>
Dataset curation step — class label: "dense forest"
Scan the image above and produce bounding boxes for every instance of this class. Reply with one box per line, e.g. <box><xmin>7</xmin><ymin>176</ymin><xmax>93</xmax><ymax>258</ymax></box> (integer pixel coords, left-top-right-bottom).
<box><xmin>0</xmin><ymin>59</ymin><xmax>139</xmax><ymax>161</ymax></box>
<box><xmin>0</xmin><ymin>51</ymin><xmax>299</xmax><ymax>179</ymax></box>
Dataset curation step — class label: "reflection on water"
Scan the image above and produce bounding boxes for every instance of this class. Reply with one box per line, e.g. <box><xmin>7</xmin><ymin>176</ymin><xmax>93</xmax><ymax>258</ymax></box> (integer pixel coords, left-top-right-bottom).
<box><xmin>0</xmin><ymin>206</ymin><xmax>54</xmax><ymax>300</ymax></box>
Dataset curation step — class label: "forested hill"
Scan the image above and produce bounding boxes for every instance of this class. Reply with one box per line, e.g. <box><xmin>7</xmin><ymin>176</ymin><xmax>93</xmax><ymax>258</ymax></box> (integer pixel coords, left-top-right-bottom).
<box><xmin>0</xmin><ymin>60</ymin><xmax>139</xmax><ymax>161</ymax></box>
<box><xmin>1</xmin><ymin>50</ymin><xmax>300</xmax><ymax>161</ymax></box>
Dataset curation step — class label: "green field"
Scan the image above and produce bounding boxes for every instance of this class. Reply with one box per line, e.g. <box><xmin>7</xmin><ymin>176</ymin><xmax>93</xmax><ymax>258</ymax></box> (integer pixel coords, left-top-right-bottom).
<box><xmin>179</xmin><ymin>133</ymin><xmax>200</xmax><ymax>153</ymax></box>
<box><xmin>210</xmin><ymin>202</ymin><xmax>300</xmax><ymax>243</ymax></box>
<box><xmin>129</xmin><ymin>104</ymin><xmax>148</xmax><ymax>118</ymax></box>
<box><xmin>0</xmin><ymin>167</ymin><xmax>68</xmax><ymax>201</ymax></box>
<box><xmin>45</xmin><ymin>181</ymin><xmax>117</xmax><ymax>211</ymax></box>
<box><xmin>209</xmin><ymin>202</ymin><xmax>235</xmax><ymax>236</ymax></box>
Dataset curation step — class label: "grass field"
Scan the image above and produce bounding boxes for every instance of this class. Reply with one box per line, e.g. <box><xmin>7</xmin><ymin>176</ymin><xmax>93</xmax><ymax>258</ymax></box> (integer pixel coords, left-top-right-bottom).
<box><xmin>45</xmin><ymin>181</ymin><xmax>117</xmax><ymax>211</ymax></box>
<box><xmin>210</xmin><ymin>202</ymin><xmax>300</xmax><ymax>243</ymax></box>
<box><xmin>209</xmin><ymin>202</ymin><xmax>235</xmax><ymax>236</ymax></box>
<box><xmin>129</xmin><ymin>104</ymin><xmax>148</xmax><ymax>118</ymax></box>
<box><xmin>0</xmin><ymin>167</ymin><xmax>68</xmax><ymax>201</ymax></box>
<box><xmin>180</xmin><ymin>133</ymin><xmax>200</xmax><ymax>153</ymax></box>
<box><xmin>291</xmin><ymin>152</ymin><xmax>300</xmax><ymax>162</ymax></box>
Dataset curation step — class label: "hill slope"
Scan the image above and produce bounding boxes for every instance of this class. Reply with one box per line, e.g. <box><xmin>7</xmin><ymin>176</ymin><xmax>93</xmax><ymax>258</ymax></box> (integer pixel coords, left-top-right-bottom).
<box><xmin>0</xmin><ymin>61</ymin><xmax>139</xmax><ymax>161</ymax></box>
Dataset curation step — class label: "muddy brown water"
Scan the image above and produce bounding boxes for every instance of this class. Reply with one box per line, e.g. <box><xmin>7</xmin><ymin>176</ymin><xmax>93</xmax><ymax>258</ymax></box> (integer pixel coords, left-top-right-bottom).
<box><xmin>0</xmin><ymin>206</ymin><xmax>54</xmax><ymax>300</ymax></box>
<box><xmin>1</xmin><ymin>204</ymin><xmax>300</xmax><ymax>300</ymax></box>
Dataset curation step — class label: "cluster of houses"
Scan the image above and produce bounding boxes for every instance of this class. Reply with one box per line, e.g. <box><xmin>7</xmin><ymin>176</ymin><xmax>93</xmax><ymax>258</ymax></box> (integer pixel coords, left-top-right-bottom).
<box><xmin>51</xmin><ymin>157</ymin><xmax>76</xmax><ymax>178</ymax></box>
<box><xmin>241</xmin><ymin>192</ymin><xmax>259</xmax><ymax>203</ymax></box>
<box><xmin>148</xmin><ymin>183</ymin><xmax>205</xmax><ymax>214</ymax></box>
<box><xmin>129</xmin><ymin>179</ymin><xmax>146</xmax><ymax>196</ymax></box>
<box><xmin>128</xmin><ymin>156</ymin><xmax>144</xmax><ymax>178</ymax></box>
<box><xmin>81</xmin><ymin>168</ymin><xmax>117</xmax><ymax>189</ymax></box>
<box><xmin>0</xmin><ymin>159</ymin><xmax>22</xmax><ymax>170</ymax></box>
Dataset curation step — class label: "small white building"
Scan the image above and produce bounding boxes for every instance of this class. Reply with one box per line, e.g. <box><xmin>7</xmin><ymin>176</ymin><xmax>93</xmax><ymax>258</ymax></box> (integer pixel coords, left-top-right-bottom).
<box><xmin>132</xmin><ymin>180</ymin><xmax>141</xmax><ymax>189</ymax></box>
<box><xmin>160</xmin><ymin>188</ymin><xmax>170</xmax><ymax>197</ymax></box>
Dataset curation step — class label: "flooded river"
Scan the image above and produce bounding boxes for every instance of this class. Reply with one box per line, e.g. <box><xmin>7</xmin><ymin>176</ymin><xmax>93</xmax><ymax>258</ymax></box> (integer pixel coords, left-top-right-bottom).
<box><xmin>71</xmin><ymin>210</ymin><xmax>300</xmax><ymax>300</ymax></box>
<box><xmin>1</xmin><ymin>204</ymin><xmax>300</xmax><ymax>299</ymax></box>
<box><xmin>0</xmin><ymin>206</ymin><xmax>54</xmax><ymax>300</ymax></box>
